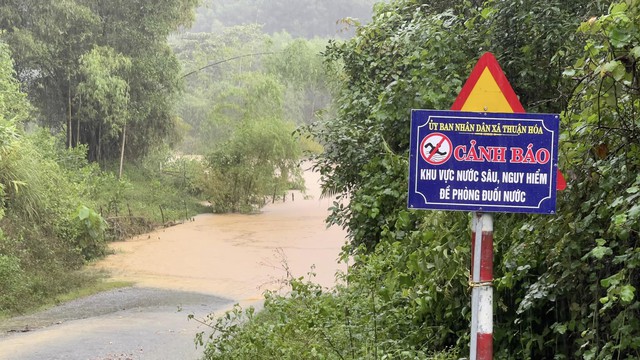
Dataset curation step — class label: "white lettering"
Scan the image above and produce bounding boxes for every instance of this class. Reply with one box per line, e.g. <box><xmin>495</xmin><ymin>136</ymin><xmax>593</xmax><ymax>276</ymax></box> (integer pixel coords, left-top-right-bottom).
<box><xmin>502</xmin><ymin>172</ymin><xmax>524</xmax><ymax>184</ymax></box>
<box><xmin>503</xmin><ymin>190</ymin><xmax>526</xmax><ymax>203</ymax></box>
<box><xmin>421</xmin><ymin>169</ymin><xmax>437</xmax><ymax>180</ymax></box>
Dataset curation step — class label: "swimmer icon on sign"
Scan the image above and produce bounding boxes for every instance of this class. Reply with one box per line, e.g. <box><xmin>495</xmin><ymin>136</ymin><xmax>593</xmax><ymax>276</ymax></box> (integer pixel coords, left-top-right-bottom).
<box><xmin>420</xmin><ymin>132</ymin><xmax>452</xmax><ymax>165</ymax></box>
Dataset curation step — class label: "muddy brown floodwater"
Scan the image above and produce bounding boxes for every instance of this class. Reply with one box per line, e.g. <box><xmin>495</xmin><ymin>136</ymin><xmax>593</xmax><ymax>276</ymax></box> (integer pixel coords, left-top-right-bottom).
<box><xmin>96</xmin><ymin>165</ymin><xmax>347</xmax><ymax>302</ymax></box>
<box><xmin>0</xmin><ymin>165</ymin><xmax>347</xmax><ymax>360</ymax></box>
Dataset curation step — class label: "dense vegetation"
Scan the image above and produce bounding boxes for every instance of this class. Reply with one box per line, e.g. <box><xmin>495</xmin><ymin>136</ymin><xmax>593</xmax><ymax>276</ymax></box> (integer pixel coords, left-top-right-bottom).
<box><xmin>199</xmin><ymin>0</ymin><xmax>640</xmax><ymax>359</ymax></box>
<box><xmin>0</xmin><ymin>0</ymin><xmax>206</xmax><ymax>316</ymax></box>
<box><xmin>0</xmin><ymin>39</ymin><xmax>208</xmax><ymax>314</ymax></box>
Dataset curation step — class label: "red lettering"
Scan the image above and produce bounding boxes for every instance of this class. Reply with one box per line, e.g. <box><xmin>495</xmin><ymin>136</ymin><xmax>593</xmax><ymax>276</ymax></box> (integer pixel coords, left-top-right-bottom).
<box><xmin>494</xmin><ymin>147</ymin><xmax>507</xmax><ymax>163</ymax></box>
<box><xmin>510</xmin><ymin>148</ymin><xmax>524</xmax><ymax>163</ymax></box>
<box><xmin>454</xmin><ymin>145</ymin><xmax>466</xmax><ymax>161</ymax></box>
<box><xmin>455</xmin><ymin>142</ymin><xmax>509</xmax><ymax>163</ymax></box>
<box><xmin>523</xmin><ymin>144</ymin><xmax>536</xmax><ymax>164</ymax></box>
<box><xmin>479</xmin><ymin>147</ymin><xmax>492</xmax><ymax>162</ymax></box>
<box><xmin>510</xmin><ymin>145</ymin><xmax>551</xmax><ymax>164</ymax></box>
<box><xmin>466</xmin><ymin>142</ymin><xmax>482</xmax><ymax>162</ymax></box>
<box><xmin>536</xmin><ymin>149</ymin><xmax>550</xmax><ymax>164</ymax></box>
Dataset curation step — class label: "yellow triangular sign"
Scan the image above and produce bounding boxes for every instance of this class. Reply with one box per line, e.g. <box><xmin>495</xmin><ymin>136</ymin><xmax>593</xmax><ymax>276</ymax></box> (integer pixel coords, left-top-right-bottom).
<box><xmin>451</xmin><ymin>52</ymin><xmax>525</xmax><ymax>113</ymax></box>
<box><xmin>451</xmin><ymin>52</ymin><xmax>566</xmax><ymax>190</ymax></box>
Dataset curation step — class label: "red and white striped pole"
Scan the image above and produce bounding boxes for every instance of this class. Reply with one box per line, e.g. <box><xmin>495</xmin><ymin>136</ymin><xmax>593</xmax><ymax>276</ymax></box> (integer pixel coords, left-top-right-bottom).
<box><xmin>470</xmin><ymin>212</ymin><xmax>493</xmax><ymax>360</ymax></box>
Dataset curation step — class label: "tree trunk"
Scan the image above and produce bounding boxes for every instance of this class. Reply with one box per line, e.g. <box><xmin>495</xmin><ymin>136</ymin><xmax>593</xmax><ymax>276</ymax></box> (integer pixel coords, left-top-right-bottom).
<box><xmin>67</xmin><ymin>82</ymin><xmax>72</xmax><ymax>148</ymax></box>
<box><xmin>119</xmin><ymin>119</ymin><xmax>127</xmax><ymax>179</ymax></box>
<box><xmin>97</xmin><ymin>122</ymin><xmax>102</xmax><ymax>164</ymax></box>
<box><xmin>76</xmin><ymin>97</ymin><xmax>81</xmax><ymax>147</ymax></box>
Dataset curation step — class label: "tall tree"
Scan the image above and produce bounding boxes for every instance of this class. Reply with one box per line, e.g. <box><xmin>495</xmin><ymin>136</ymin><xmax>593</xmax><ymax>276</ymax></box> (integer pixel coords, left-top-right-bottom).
<box><xmin>0</xmin><ymin>0</ymin><xmax>99</xmax><ymax>144</ymax></box>
<box><xmin>203</xmin><ymin>116</ymin><xmax>301</xmax><ymax>213</ymax></box>
<box><xmin>265</xmin><ymin>38</ymin><xmax>336</xmax><ymax>126</ymax></box>
<box><xmin>0</xmin><ymin>0</ymin><xmax>200</xmax><ymax>162</ymax></box>
<box><xmin>75</xmin><ymin>46</ymin><xmax>131</xmax><ymax>166</ymax></box>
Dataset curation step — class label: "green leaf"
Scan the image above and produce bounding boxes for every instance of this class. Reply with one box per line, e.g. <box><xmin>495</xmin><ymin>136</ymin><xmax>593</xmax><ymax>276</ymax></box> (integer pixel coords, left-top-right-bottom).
<box><xmin>77</xmin><ymin>206</ymin><xmax>90</xmax><ymax>220</ymax></box>
<box><xmin>628</xmin><ymin>204</ymin><xmax>640</xmax><ymax>219</ymax></box>
<box><xmin>609</xmin><ymin>3</ymin><xmax>628</xmax><ymax>15</ymax></box>
<box><xmin>601</xmin><ymin>272</ymin><xmax>622</xmax><ymax>288</ymax></box>
<box><xmin>609</xmin><ymin>28</ymin><xmax>631</xmax><ymax>48</ymax></box>
<box><xmin>612</xmin><ymin>62</ymin><xmax>627</xmax><ymax>81</ymax></box>
<box><xmin>591</xmin><ymin>245</ymin><xmax>612</xmax><ymax>260</ymax></box>
<box><xmin>599</xmin><ymin>60</ymin><xmax>622</xmax><ymax>78</ymax></box>
<box><xmin>553</xmin><ymin>323</ymin><xmax>568</xmax><ymax>334</ymax></box>
<box><xmin>614</xmin><ymin>214</ymin><xmax>628</xmax><ymax>226</ymax></box>
<box><xmin>480</xmin><ymin>7</ymin><xmax>494</xmax><ymax>19</ymax></box>
<box><xmin>620</xmin><ymin>285</ymin><xmax>635</xmax><ymax>303</ymax></box>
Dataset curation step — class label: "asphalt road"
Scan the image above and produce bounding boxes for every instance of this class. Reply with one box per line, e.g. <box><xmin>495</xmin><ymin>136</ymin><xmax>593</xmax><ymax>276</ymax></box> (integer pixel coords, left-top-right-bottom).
<box><xmin>0</xmin><ymin>287</ymin><xmax>233</xmax><ymax>360</ymax></box>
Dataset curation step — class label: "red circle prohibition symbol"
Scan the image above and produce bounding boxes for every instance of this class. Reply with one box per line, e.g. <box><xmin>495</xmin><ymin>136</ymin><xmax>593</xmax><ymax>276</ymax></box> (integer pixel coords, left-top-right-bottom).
<box><xmin>420</xmin><ymin>132</ymin><xmax>452</xmax><ymax>165</ymax></box>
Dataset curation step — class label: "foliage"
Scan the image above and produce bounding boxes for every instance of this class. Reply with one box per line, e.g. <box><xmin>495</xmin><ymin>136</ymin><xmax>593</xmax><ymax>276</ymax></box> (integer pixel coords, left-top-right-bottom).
<box><xmin>0</xmin><ymin>41</ymin><xmax>105</xmax><ymax>314</ymax></box>
<box><xmin>75</xmin><ymin>46</ymin><xmax>131</xmax><ymax>163</ymax></box>
<box><xmin>0</xmin><ymin>130</ymin><xmax>108</xmax><ymax>312</ymax></box>
<box><xmin>199</xmin><ymin>255</ymin><xmax>462</xmax><ymax>359</ymax></box>
<box><xmin>0</xmin><ymin>42</ymin><xmax>30</xmax><ymax>125</ymax></box>
<box><xmin>70</xmin><ymin>205</ymin><xmax>108</xmax><ymax>261</ymax></box>
<box><xmin>91</xmin><ymin>149</ymin><xmax>207</xmax><ymax>228</ymax></box>
<box><xmin>302</xmin><ymin>0</ymin><xmax>640</xmax><ymax>359</ymax></box>
<box><xmin>265</xmin><ymin>38</ymin><xmax>338</xmax><ymax>126</ymax></box>
<box><xmin>172</xmin><ymin>30</ymin><xmax>332</xmax><ymax>211</ymax></box>
<box><xmin>172</xmin><ymin>28</ymin><xmax>334</xmax><ymax>155</ymax></box>
<box><xmin>475</xmin><ymin>0</ymin><xmax>609</xmax><ymax>113</ymax></box>
<box><xmin>202</xmin><ymin>117</ymin><xmax>301</xmax><ymax>213</ymax></box>
<box><xmin>313</xmin><ymin>6</ymin><xmax>473</xmax><ymax>251</ymax></box>
<box><xmin>172</xmin><ymin>25</ymin><xmax>270</xmax><ymax>153</ymax></box>
<box><xmin>493</xmin><ymin>1</ymin><xmax>640</xmax><ymax>358</ymax></box>
<box><xmin>0</xmin><ymin>39</ymin><xmax>205</xmax><ymax>316</ymax></box>
<box><xmin>0</xmin><ymin>128</ymin><xmax>205</xmax><ymax>315</ymax></box>
<box><xmin>0</xmin><ymin>254</ymin><xmax>27</xmax><ymax>313</ymax></box>
<box><xmin>0</xmin><ymin>41</ymin><xmax>27</xmax><ymax>222</ymax></box>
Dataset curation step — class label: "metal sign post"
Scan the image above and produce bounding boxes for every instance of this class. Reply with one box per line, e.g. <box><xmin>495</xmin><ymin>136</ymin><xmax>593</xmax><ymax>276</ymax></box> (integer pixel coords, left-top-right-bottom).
<box><xmin>470</xmin><ymin>213</ymin><xmax>493</xmax><ymax>359</ymax></box>
<box><xmin>408</xmin><ymin>109</ymin><xmax>558</xmax><ymax>360</ymax></box>
<box><xmin>408</xmin><ymin>111</ymin><xmax>560</xmax><ymax>215</ymax></box>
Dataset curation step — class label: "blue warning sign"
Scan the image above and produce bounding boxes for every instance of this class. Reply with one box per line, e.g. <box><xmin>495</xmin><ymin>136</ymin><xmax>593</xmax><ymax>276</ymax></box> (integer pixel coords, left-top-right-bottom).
<box><xmin>408</xmin><ymin>110</ymin><xmax>560</xmax><ymax>214</ymax></box>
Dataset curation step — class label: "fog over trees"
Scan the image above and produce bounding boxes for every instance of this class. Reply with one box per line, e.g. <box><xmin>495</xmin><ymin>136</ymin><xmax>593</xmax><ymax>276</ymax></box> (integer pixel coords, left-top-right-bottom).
<box><xmin>189</xmin><ymin>0</ymin><xmax>379</xmax><ymax>38</ymax></box>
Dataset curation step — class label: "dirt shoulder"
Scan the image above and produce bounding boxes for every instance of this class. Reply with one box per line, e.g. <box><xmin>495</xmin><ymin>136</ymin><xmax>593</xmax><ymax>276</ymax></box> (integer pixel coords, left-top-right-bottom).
<box><xmin>0</xmin><ymin>287</ymin><xmax>232</xmax><ymax>335</ymax></box>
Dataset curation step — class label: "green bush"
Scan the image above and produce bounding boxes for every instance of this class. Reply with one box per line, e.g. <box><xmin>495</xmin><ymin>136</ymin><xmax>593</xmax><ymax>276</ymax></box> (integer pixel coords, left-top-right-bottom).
<box><xmin>199</xmin><ymin>273</ymin><xmax>461</xmax><ymax>360</ymax></box>
<box><xmin>201</xmin><ymin>117</ymin><xmax>301</xmax><ymax>213</ymax></box>
<box><xmin>108</xmin><ymin>156</ymin><xmax>206</xmax><ymax>225</ymax></box>
<box><xmin>0</xmin><ymin>41</ymin><xmax>112</xmax><ymax>314</ymax></box>
<box><xmin>0</xmin><ymin>254</ymin><xmax>27</xmax><ymax>314</ymax></box>
<box><xmin>70</xmin><ymin>205</ymin><xmax>108</xmax><ymax>261</ymax></box>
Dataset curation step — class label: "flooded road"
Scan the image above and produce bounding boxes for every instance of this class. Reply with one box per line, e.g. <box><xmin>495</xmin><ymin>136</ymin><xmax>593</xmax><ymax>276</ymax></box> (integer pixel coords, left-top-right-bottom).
<box><xmin>0</xmin><ymin>166</ymin><xmax>347</xmax><ymax>360</ymax></box>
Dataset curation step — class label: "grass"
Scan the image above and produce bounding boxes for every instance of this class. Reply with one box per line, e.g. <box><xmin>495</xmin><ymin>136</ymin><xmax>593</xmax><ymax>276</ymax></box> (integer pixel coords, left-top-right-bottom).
<box><xmin>0</xmin><ymin>268</ymin><xmax>133</xmax><ymax>321</ymax></box>
<box><xmin>51</xmin><ymin>277</ymin><xmax>134</xmax><ymax>307</ymax></box>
